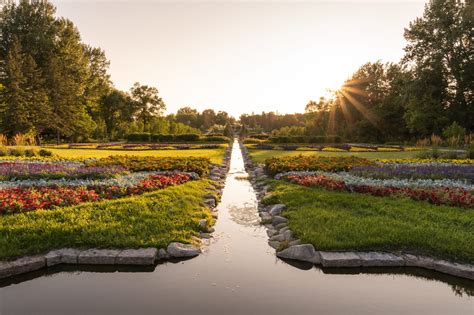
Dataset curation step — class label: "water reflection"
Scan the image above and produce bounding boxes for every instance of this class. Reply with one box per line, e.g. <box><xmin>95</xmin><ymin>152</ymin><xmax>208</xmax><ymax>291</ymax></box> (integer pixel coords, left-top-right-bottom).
<box><xmin>0</xmin><ymin>140</ymin><xmax>472</xmax><ymax>315</ymax></box>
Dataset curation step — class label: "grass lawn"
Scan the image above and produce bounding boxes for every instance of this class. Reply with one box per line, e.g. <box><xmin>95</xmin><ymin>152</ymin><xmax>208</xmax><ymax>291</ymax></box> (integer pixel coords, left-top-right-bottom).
<box><xmin>264</xmin><ymin>180</ymin><xmax>474</xmax><ymax>264</ymax></box>
<box><xmin>46</xmin><ymin>147</ymin><xmax>226</xmax><ymax>164</ymax></box>
<box><xmin>248</xmin><ymin>149</ymin><xmax>421</xmax><ymax>163</ymax></box>
<box><xmin>0</xmin><ymin>180</ymin><xmax>215</xmax><ymax>259</ymax></box>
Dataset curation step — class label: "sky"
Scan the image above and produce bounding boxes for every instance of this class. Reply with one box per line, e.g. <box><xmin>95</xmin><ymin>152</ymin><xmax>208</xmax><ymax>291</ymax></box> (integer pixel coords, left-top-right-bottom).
<box><xmin>51</xmin><ymin>0</ymin><xmax>427</xmax><ymax>117</ymax></box>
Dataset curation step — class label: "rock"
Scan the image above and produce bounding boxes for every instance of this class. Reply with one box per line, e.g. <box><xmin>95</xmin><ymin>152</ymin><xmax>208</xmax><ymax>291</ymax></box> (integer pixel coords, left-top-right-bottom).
<box><xmin>158</xmin><ymin>248</ymin><xmax>169</xmax><ymax>260</ymax></box>
<box><xmin>78</xmin><ymin>249</ymin><xmax>121</xmax><ymax>265</ymax></box>
<box><xmin>211</xmin><ymin>211</ymin><xmax>219</xmax><ymax>219</ymax></box>
<box><xmin>266</xmin><ymin>229</ymin><xmax>278</xmax><ymax>237</ymax></box>
<box><xmin>0</xmin><ymin>261</ymin><xmax>14</xmax><ymax>279</ymax></box>
<box><xmin>260</xmin><ymin>213</ymin><xmax>272</xmax><ymax>223</ymax></box>
<box><xmin>279</xmin><ymin>226</ymin><xmax>290</xmax><ymax>234</ymax></box>
<box><xmin>403</xmin><ymin>254</ymin><xmax>435</xmax><ymax>269</ymax></box>
<box><xmin>272</xmin><ymin>216</ymin><xmax>288</xmax><ymax>226</ymax></box>
<box><xmin>208</xmin><ymin>227</ymin><xmax>215</xmax><ymax>233</ymax></box>
<box><xmin>319</xmin><ymin>252</ymin><xmax>362</xmax><ymax>267</ymax></box>
<box><xmin>268</xmin><ymin>241</ymin><xmax>281</xmax><ymax>249</ymax></box>
<box><xmin>204</xmin><ymin>198</ymin><xmax>216</xmax><ymax>208</ymax></box>
<box><xmin>198</xmin><ymin>219</ymin><xmax>208</xmax><ymax>230</ymax></box>
<box><xmin>58</xmin><ymin>248</ymin><xmax>82</xmax><ymax>264</ymax></box>
<box><xmin>433</xmin><ymin>261</ymin><xmax>474</xmax><ymax>280</ymax></box>
<box><xmin>116</xmin><ymin>248</ymin><xmax>158</xmax><ymax>265</ymax></box>
<box><xmin>270</xmin><ymin>234</ymin><xmax>285</xmax><ymax>242</ymax></box>
<box><xmin>277</xmin><ymin>245</ymin><xmax>320</xmax><ymax>264</ymax></box>
<box><xmin>275</xmin><ymin>223</ymin><xmax>288</xmax><ymax>230</ymax></box>
<box><xmin>357</xmin><ymin>252</ymin><xmax>405</xmax><ymax>267</ymax></box>
<box><xmin>10</xmin><ymin>256</ymin><xmax>45</xmax><ymax>276</ymax></box>
<box><xmin>289</xmin><ymin>239</ymin><xmax>301</xmax><ymax>246</ymax></box>
<box><xmin>45</xmin><ymin>250</ymin><xmax>62</xmax><ymax>267</ymax></box>
<box><xmin>200</xmin><ymin>232</ymin><xmax>212</xmax><ymax>239</ymax></box>
<box><xmin>167</xmin><ymin>242</ymin><xmax>201</xmax><ymax>258</ymax></box>
<box><xmin>281</xmin><ymin>230</ymin><xmax>294</xmax><ymax>241</ymax></box>
<box><xmin>268</xmin><ymin>204</ymin><xmax>286</xmax><ymax>216</ymax></box>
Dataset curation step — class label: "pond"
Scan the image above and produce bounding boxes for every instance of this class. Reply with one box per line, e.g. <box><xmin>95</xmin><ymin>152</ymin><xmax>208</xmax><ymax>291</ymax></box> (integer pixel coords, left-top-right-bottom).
<box><xmin>0</xmin><ymin>140</ymin><xmax>472</xmax><ymax>314</ymax></box>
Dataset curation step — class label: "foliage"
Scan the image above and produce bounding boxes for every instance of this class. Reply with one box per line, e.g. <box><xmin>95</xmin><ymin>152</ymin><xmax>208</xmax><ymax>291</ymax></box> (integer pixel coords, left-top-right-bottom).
<box><xmin>0</xmin><ymin>147</ymin><xmax>53</xmax><ymax>157</ymax></box>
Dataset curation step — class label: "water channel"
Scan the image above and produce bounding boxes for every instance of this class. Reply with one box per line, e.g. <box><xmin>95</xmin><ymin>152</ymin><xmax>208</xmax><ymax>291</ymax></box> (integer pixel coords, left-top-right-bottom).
<box><xmin>0</xmin><ymin>140</ymin><xmax>472</xmax><ymax>314</ymax></box>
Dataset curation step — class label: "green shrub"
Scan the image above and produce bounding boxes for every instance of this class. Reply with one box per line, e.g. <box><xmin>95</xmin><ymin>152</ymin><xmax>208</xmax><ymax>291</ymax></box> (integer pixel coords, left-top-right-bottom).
<box><xmin>0</xmin><ymin>147</ymin><xmax>7</xmax><ymax>156</ymax></box>
<box><xmin>126</xmin><ymin>133</ymin><xmax>151</xmax><ymax>142</ymax></box>
<box><xmin>38</xmin><ymin>149</ymin><xmax>53</xmax><ymax>157</ymax></box>
<box><xmin>24</xmin><ymin>149</ymin><xmax>37</xmax><ymax>157</ymax></box>
<box><xmin>204</xmin><ymin>135</ymin><xmax>229</xmax><ymax>142</ymax></box>
<box><xmin>9</xmin><ymin>148</ymin><xmax>24</xmax><ymax>157</ymax></box>
<box><xmin>250</xmin><ymin>134</ymin><xmax>270</xmax><ymax>140</ymax></box>
<box><xmin>175</xmin><ymin>134</ymin><xmax>200</xmax><ymax>142</ymax></box>
<box><xmin>151</xmin><ymin>134</ymin><xmax>174</xmax><ymax>143</ymax></box>
<box><xmin>442</xmin><ymin>122</ymin><xmax>466</xmax><ymax>140</ymax></box>
<box><xmin>466</xmin><ymin>145</ymin><xmax>474</xmax><ymax>159</ymax></box>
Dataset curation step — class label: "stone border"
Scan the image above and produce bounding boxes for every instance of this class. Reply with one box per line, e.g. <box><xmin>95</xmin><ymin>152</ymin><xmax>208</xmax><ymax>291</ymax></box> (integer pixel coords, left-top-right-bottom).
<box><xmin>240</xmin><ymin>140</ymin><xmax>474</xmax><ymax>281</ymax></box>
<box><xmin>0</xmin><ymin>143</ymin><xmax>233</xmax><ymax>281</ymax></box>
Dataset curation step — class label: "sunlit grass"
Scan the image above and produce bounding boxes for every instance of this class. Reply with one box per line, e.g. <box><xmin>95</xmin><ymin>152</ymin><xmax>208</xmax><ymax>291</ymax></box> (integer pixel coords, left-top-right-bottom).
<box><xmin>0</xmin><ymin>180</ymin><xmax>215</xmax><ymax>259</ymax></box>
<box><xmin>265</xmin><ymin>180</ymin><xmax>474</xmax><ymax>263</ymax></box>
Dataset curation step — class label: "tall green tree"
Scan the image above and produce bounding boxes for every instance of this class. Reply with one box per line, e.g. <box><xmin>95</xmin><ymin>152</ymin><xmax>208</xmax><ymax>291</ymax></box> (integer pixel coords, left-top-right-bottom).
<box><xmin>1</xmin><ymin>37</ymin><xmax>50</xmax><ymax>137</ymax></box>
<box><xmin>130</xmin><ymin>82</ymin><xmax>166</xmax><ymax>131</ymax></box>
<box><xmin>99</xmin><ymin>89</ymin><xmax>133</xmax><ymax>139</ymax></box>
<box><xmin>403</xmin><ymin>0</ymin><xmax>473</xmax><ymax>131</ymax></box>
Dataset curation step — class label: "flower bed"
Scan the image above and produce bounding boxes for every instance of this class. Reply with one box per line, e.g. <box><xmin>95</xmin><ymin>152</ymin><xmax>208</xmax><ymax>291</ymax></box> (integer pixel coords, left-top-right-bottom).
<box><xmin>88</xmin><ymin>156</ymin><xmax>211</xmax><ymax>176</ymax></box>
<box><xmin>0</xmin><ymin>154</ymin><xmax>212</xmax><ymax>215</ymax></box>
<box><xmin>286</xmin><ymin>174</ymin><xmax>473</xmax><ymax>208</ymax></box>
<box><xmin>0</xmin><ymin>173</ymin><xmax>192</xmax><ymax>215</ymax></box>
<box><xmin>0</xmin><ymin>162</ymin><xmax>128</xmax><ymax>181</ymax></box>
<box><xmin>265</xmin><ymin>155</ymin><xmax>375</xmax><ymax>176</ymax></box>
<box><xmin>349</xmin><ymin>163</ymin><xmax>474</xmax><ymax>182</ymax></box>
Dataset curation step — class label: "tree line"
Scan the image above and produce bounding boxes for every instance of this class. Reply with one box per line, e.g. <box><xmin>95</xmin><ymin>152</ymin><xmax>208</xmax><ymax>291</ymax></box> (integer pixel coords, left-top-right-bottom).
<box><xmin>242</xmin><ymin>0</ymin><xmax>472</xmax><ymax>143</ymax></box>
<box><xmin>0</xmin><ymin>1</ymin><xmax>233</xmax><ymax>143</ymax></box>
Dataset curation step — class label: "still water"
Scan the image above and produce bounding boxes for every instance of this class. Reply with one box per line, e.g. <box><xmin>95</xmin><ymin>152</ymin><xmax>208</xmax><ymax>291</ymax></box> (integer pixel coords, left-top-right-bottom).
<box><xmin>0</xmin><ymin>140</ymin><xmax>472</xmax><ymax>315</ymax></box>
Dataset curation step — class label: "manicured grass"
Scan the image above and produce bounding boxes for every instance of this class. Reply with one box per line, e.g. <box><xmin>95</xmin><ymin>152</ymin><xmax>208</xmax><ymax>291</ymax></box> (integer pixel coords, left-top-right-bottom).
<box><xmin>248</xmin><ymin>149</ymin><xmax>420</xmax><ymax>163</ymax></box>
<box><xmin>265</xmin><ymin>180</ymin><xmax>474</xmax><ymax>264</ymax></box>
<box><xmin>0</xmin><ymin>180</ymin><xmax>215</xmax><ymax>259</ymax></box>
<box><xmin>46</xmin><ymin>147</ymin><xmax>226</xmax><ymax>164</ymax></box>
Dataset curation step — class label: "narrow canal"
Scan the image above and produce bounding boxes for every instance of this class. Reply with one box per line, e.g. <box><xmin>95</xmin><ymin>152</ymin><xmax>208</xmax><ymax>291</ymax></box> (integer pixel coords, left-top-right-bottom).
<box><xmin>0</xmin><ymin>140</ymin><xmax>472</xmax><ymax>314</ymax></box>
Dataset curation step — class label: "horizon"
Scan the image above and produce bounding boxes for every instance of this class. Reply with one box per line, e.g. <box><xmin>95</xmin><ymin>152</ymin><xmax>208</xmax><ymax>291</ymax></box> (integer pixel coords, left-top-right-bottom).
<box><xmin>52</xmin><ymin>0</ymin><xmax>426</xmax><ymax>117</ymax></box>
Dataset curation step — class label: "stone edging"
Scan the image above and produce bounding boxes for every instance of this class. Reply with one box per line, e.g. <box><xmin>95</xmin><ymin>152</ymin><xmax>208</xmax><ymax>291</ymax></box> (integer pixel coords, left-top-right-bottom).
<box><xmin>0</xmin><ymin>143</ymin><xmax>233</xmax><ymax>281</ymax></box>
<box><xmin>239</xmin><ymin>140</ymin><xmax>474</xmax><ymax>281</ymax></box>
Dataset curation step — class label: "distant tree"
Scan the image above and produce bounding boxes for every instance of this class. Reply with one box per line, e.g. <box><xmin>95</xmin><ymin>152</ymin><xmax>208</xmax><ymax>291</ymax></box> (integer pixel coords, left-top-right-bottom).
<box><xmin>130</xmin><ymin>82</ymin><xmax>165</xmax><ymax>132</ymax></box>
<box><xmin>223</xmin><ymin>122</ymin><xmax>234</xmax><ymax>138</ymax></box>
<box><xmin>176</xmin><ymin>106</ymin><xmax>199</xmax><ymax>127</ymax></box>
<box><xmin>99</xmin><ymin>89</ymin><xmax>133</xmax><ymax>139</ymax></box>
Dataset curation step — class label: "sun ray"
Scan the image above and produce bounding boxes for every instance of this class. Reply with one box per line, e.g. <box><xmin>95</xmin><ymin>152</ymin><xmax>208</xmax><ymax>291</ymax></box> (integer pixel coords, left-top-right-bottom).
<box><xmin>339</xmin><ymin>89</ymin><xmax>380</xmax><ymax>128</ymax></box>
<box><xmin>338</xmin><ymin>95</ymin><xmax>354</xmax><ymax>127</ymax></box>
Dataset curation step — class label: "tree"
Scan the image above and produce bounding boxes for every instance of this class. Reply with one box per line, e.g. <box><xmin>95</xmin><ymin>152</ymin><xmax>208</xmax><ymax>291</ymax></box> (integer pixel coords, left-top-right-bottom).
<box><xmin>0</xmin><ymin>1</ymin><xmax>112</xmax><ymax>141</ymax></box>
<box><xmin>1</xmin><ymin>37</ymin><xmax>50</xmax><ymax>137</ymax></box>
<box><xmin>47</xmin><ymin>18</ymin><xmax>94</xmax><ymax>142</ymax></box>
<box><xmin>403</xmin><ymin>0</ymin><xmax>473</xmax><ymax>130</ymax></box>
<box><xmin>176</xmin><ymin>106</ymin><xmax>199</xmax><ymax>127</ymax></box>
<box><xmin>99</xmin><ymin>89</ymin><xmax>133</xmax><ymax>139</ymax></box>
<box><xmin>223</xmin><ymin>122</ymin><xmax>234</xmax><ymax>138</ymax></box>
<box><xmin>130</xmin><ymin>82</ymin><xmax>166</xmax><ymax>131</ymax></box>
